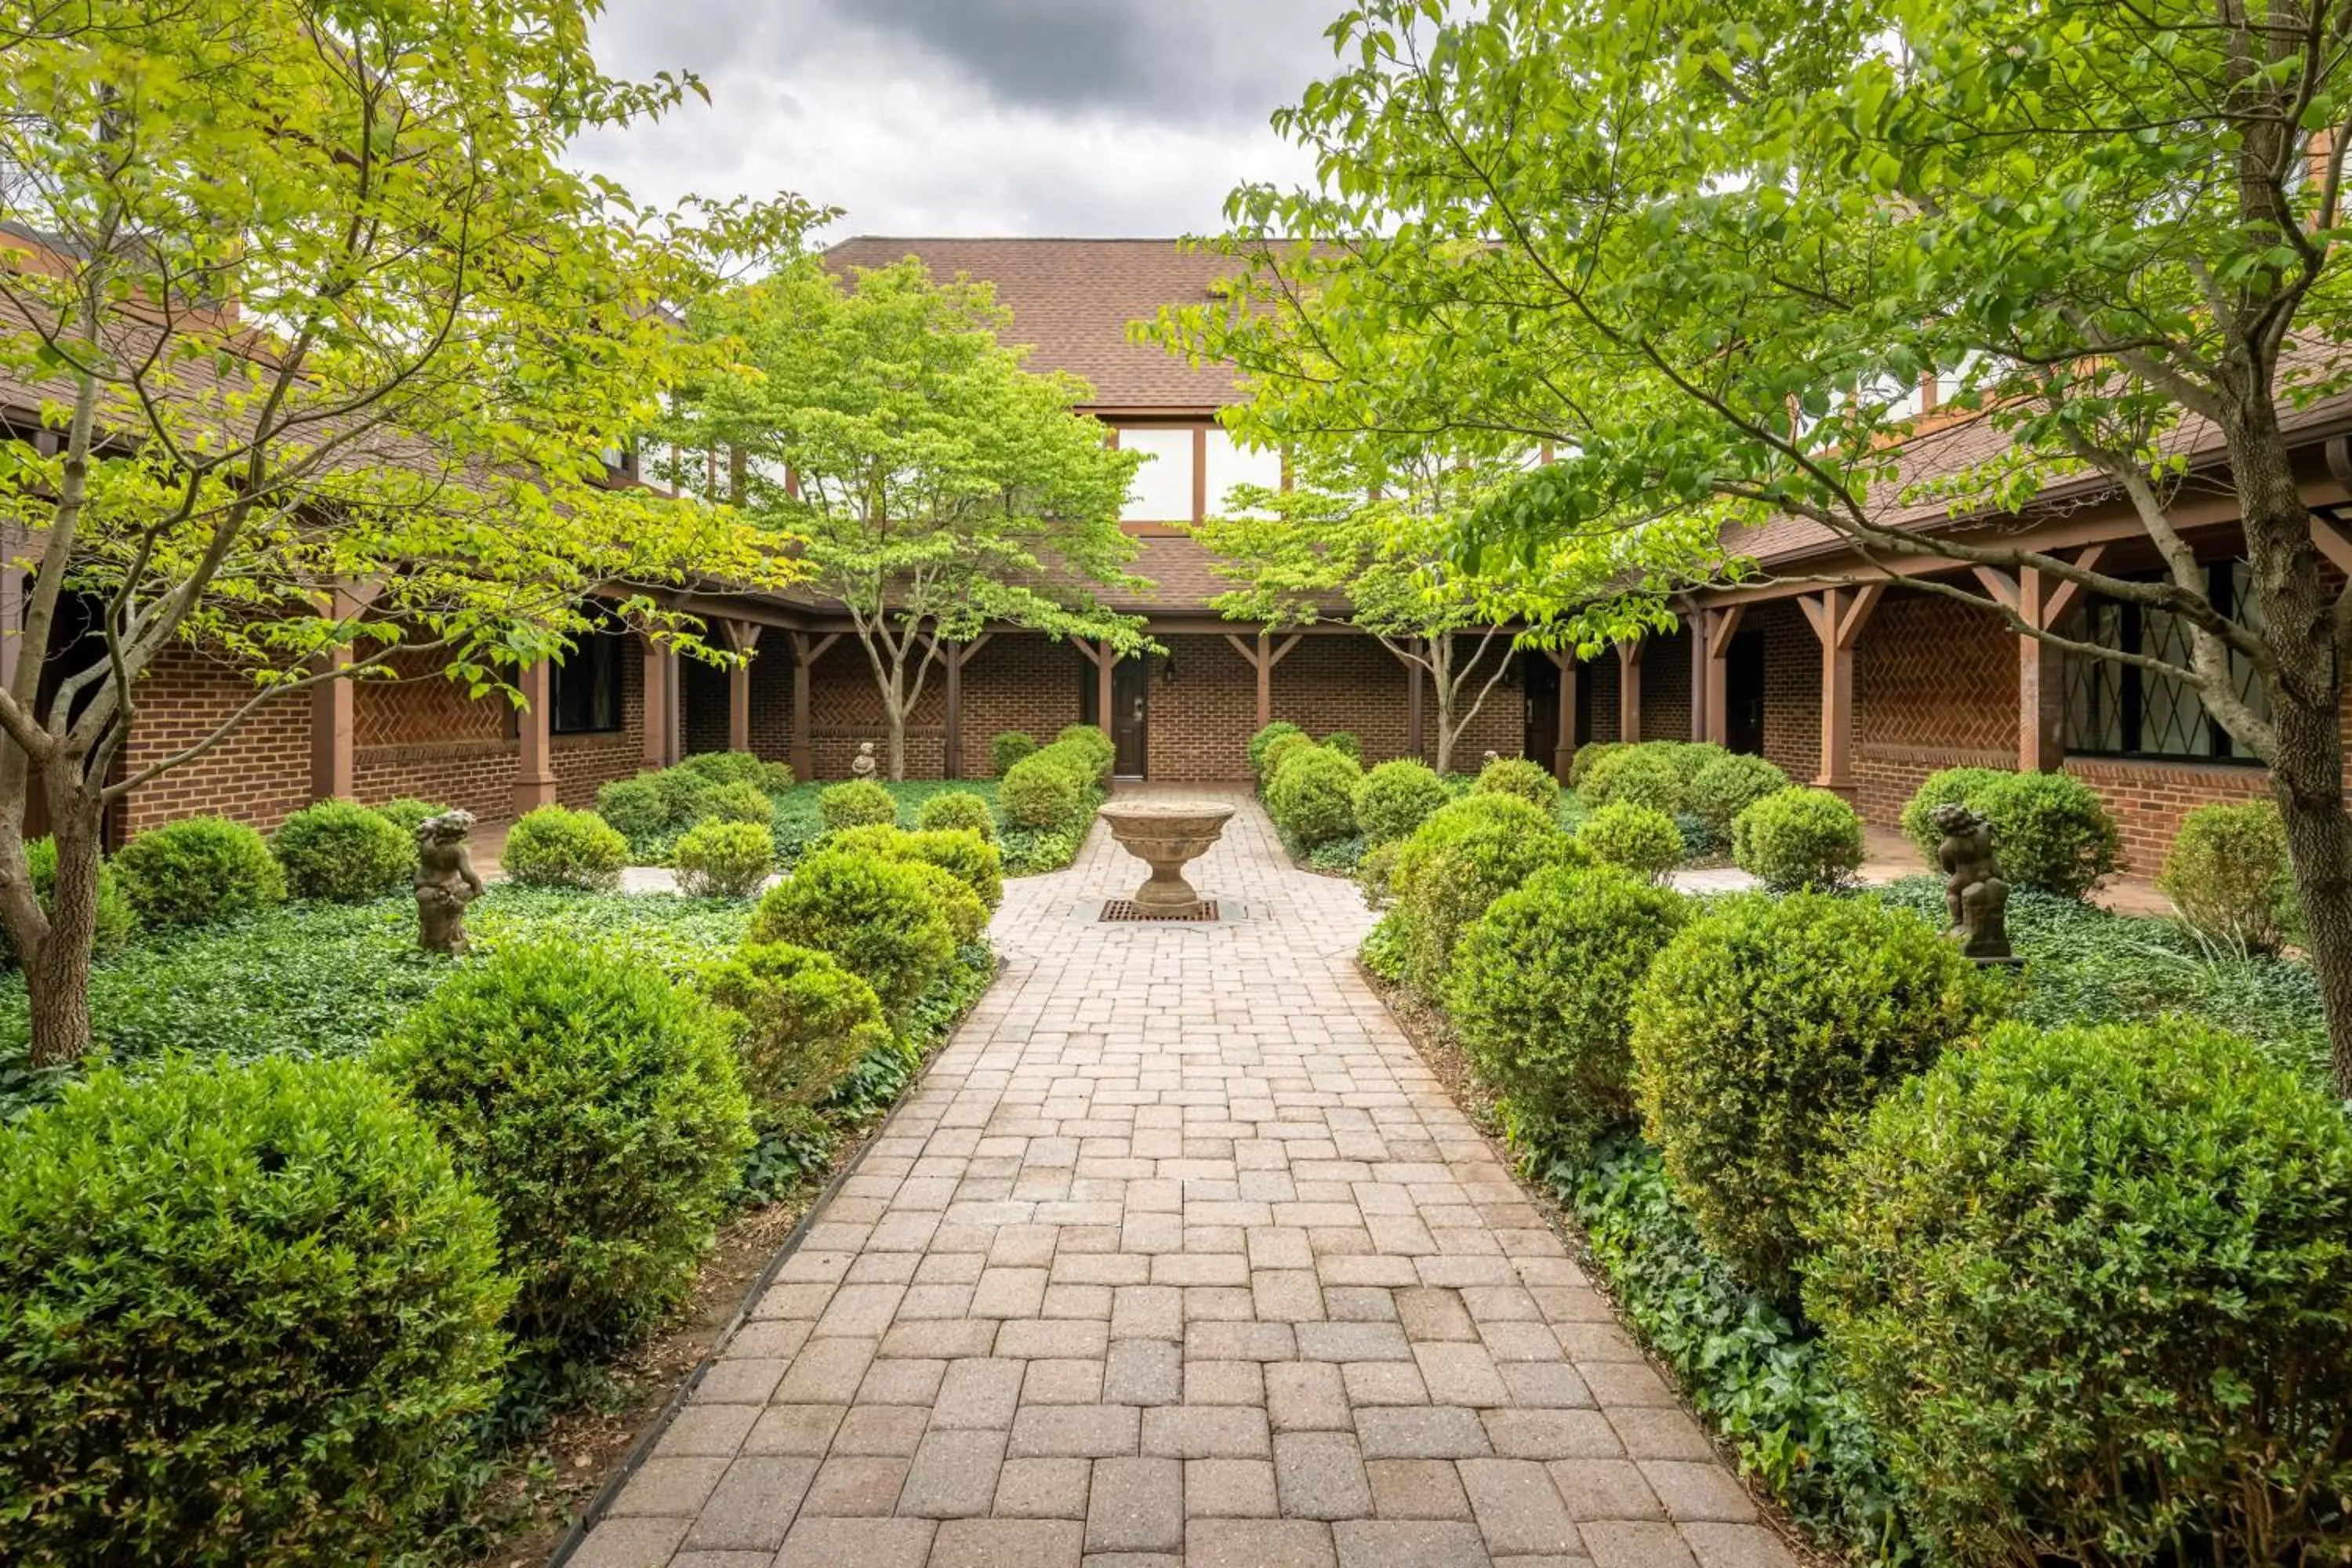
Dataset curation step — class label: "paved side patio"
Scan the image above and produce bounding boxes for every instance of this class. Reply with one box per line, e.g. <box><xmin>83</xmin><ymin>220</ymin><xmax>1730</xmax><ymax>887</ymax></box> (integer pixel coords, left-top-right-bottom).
<box><xmin>571</xmin><ymin>789</ymin><xmax>1795</xmax><ymax>1568</ymax></box>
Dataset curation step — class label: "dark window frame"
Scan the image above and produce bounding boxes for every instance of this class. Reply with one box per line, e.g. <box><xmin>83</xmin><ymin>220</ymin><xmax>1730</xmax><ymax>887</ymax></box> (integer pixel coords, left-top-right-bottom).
<box><xmin>551</xmin><ymin>624</ymin><xmax>626</xmax><ymax>735</ymax></box>
<box><xmin>2060</xmin><ymin>561</ymin><xmax>2268</xmax><ymax>766</ymax></box>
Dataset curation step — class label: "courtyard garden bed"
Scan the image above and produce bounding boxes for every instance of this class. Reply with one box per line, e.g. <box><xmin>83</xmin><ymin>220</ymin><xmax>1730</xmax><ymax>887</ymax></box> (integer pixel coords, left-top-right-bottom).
<box><xmin>0</xmin><ymin>806</ymin><xmax>1000</xmax><ymax>1566</ymax></box>
<box><xmin>1357</xmin><ymin>745</ymin><xmax>2352</xmax><ymax>1566</ymax></box>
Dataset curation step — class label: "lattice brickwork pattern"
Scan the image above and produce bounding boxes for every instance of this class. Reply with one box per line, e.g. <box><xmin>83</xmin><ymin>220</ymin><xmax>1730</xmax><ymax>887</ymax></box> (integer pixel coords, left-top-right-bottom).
<box><xmin>1856</xmin><ymin>593</ymin><xmax>2017</xmax><ymax>754</ymax></box>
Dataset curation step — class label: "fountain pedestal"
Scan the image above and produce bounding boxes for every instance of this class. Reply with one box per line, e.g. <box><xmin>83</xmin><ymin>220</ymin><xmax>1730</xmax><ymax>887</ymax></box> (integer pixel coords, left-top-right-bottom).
<box><xmin>1096</xmin><ymin>799</ymin><xmax>1236</xmax><ymax>917</ymax></box>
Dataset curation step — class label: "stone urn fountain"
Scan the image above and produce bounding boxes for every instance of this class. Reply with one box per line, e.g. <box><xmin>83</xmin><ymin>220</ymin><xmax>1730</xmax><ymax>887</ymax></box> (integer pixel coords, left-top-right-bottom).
<box><xmin>1096</xmin><ymin>798</ymin><xmax>1236</xmax><ymax>917</ymax></box>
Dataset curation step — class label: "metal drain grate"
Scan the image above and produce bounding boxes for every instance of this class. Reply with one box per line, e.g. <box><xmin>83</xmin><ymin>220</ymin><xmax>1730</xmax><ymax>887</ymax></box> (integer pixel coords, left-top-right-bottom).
<box><xmin>1099</xmin><ymin>898</ymin><xmax>1220</xmax><ymax>923</ymax></box>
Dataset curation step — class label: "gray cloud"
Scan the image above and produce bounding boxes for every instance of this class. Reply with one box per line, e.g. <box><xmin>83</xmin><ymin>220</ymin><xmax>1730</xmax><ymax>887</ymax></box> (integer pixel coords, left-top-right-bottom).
<box><xmin>571</xmin><ymin>0</ymin><xmax>1338</xmax><ymax>236</ymax></box>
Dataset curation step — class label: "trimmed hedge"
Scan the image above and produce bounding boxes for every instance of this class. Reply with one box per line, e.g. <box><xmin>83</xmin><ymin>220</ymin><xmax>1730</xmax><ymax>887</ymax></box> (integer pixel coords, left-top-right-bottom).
<box><xmin>990</xmin><ymin>731</ymin><xmax>1039</xmax><ymax>776</ymax></box>
<box><xmin>1053</xmin><ymin>724</ymin><xmax>1117</xmax><ymax>786</ymax></box>
<box><xmin>0</xmin><ymin>1056</ymin><xmax>511</xmax><ymax>1565</ymax></box>
<box><xmin>1321</xmin><ymin>730</ymin><xmax>1361</xmax><ymax>761</ymax></box>
<box><xmin>1579</xmin><ymin>744</ymin><xmax>1687</xmax><ymax>815</ymax></box>
<box><xmin>375</xmin><ymin>941</ymin><xmax>753</xmax><ymax>1357</ymax></box>
<box><xmin>1899</xmin><ymin>765</ymin><xmax>2013</xmax><ymax>863</ymax></box>
<box><xmin>1473</xmin><ymin>755</ymin><xmax>1561</xmax><ymax>811</ymax></box>
<box><xmin>1390</xmin><ymin>793</ymin><xmax>1581</xmax><ymax>997</ymax></box>
<box><xmin>501</xmin><ymin>805</ymin><xmax>628</xmax><ymax>893</ymax></box>
<box><xmin>1568</xmin><ymin>740</ymin><xmax>1627</xmax><ymax>789</ymax></box>
<box><xmin>901</xmin><ymin>859</ymin><xmax>989</xmax><ymax>947</ymax></box>
<box><xmin>1631</xmin><ymin>893</ymin><xmax>1986</xmax><ymax>1288</ymax></box>
<box><xmin>676</xmin><ymin>750</ymin><xmax>790</xmax><ymax>792</ymax></box>
<box><xmin>750</xmin><ymin>848</ymin><xmax>957</xmax><ymax>1022</ymax></box>
<box><xmin>1248</xmin><ymin>720</ymin><xmax>1306</xmax><ymax>779</ymax></box>
<box><xmin>111</xmin><ymin>817</ymin><xmax>285</xmax><ymax>931</ymax></box>
<box><xmin>1899</xmin><ymin>767</ymin><xmax>2122</xmax><ymax>899</ymax></box>
<box><xmin>1258</xmin><ymin>730</ymin><xmax>1315</xmax><ymax>787</ymax></box>
<box><xmin>818</xmin><ymin>779</ymin><xmax>898</xmax><ymax>833</ymax></box>
<box><xmin>670</xmin><ymin>818</ymin><xmax>775</xmax><ymax>899</ymax></box>
<box><xmin>1268</xmin><ymin>745</ymin><xmax>1363</xmax><ymax>847</ymax></box>
<box><xmin>917</xmin><ymin>789</ymin><xmax>999</xmax><ymax>842</ymax></box>
<box><xmin>371</xmin><ymin>797</ymin><xmax>450</xmax><ymax>836</ymax></box>
<box><xmin>1352</xmin><ymin>758</ymin><xmax>1450</xmax><ymax>844</ymax></box>
<box><xmin>701</xmin><ymin>942</ymin><xmax>893</xmax><ymax>1115</ymax></box>
<box><xmin>1577</xmin><ymin>801</ymin><xmax>1685</xmax><ymax>884</ymax></box>
<box><xmin>1686</xmin><ymin>752</ymin><xmax>1789</xmax><ymax>844</ymax></box>
<box><xmin>2158</xmin><ymin>798</ymin><xmax>2297</xmax><ymax>953</ymax></box>
<box><xmin>1450</xmin><ymin>863</ymin><xmax>1689</xmax><ymax>1150</ymax></box>
<box><xmin>1806</xmin><ymin>1020</ymin><xmax>2352</xmax><ymax>1566</ymax></box>
<box><xmin>702</xmin><ymin>780</ymin><xmax>775</xmax><ymax>826</ymax></box>
<box><xmin>1731</xmin><ymin>786</ymin><xmax>1864</xmax><ymax>893</ymax></box>
<box><xmin>1000</xmin><ymin>751</ymin><xmax>1083</xmax><ymax>828</ymax></box>
<box><xmin>271</xmin><ymin>800</ymin><xmax>413</xmax><ymax>902</ymax></box>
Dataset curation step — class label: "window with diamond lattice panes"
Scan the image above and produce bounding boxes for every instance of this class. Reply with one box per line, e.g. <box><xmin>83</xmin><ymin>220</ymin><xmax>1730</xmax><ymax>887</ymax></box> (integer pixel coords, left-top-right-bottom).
<box><xmin>2063</xmin><ymin>561</ymin><xmax>2269</xmax><ymax>763</ymax></box>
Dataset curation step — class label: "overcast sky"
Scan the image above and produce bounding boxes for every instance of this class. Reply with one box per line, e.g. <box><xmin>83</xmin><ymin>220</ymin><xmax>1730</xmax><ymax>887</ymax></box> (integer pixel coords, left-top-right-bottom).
<box><xmin>570</xmin><ymin>0</ymin><xmax>1343</xmax><ymax>240</ymax></box>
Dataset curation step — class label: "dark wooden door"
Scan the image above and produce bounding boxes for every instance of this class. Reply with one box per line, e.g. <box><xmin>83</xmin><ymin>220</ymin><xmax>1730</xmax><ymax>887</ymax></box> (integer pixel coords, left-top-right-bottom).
<box><xmin>1724</xmin><ymin>631</ymin><xmax>1766</xmax><ymax>756</ymax></box>
<box><xmin>1523</xmin><ymin>654</ymin><xmax>1559</xmax><ymax>766</ymax></box>
<box><xmin>1111</xmin><ymin>658</ymin><xmax>1149</xmax><ymax>778</ymax></box>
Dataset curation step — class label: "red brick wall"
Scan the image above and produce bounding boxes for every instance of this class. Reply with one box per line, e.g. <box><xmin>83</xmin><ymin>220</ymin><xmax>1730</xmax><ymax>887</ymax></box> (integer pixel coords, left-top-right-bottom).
<box><xmin>1852</xmin><ymin>591</ymin><xmax>2019</xmax><ymax>827</ymax></box>
<box><xmin>117</xmin><ymin>644</ymin><xmax>314</xmax><ymax>836</ymax></box>
<box><xmin>1755</xmin><ymin>598</ymin><xmax>1824</xmax><ymax>786</ymax></box>
<box><xmin>1642</xmin><ymin>630</ymin><xmax>1694</xmax><ymax>742</ymax></box>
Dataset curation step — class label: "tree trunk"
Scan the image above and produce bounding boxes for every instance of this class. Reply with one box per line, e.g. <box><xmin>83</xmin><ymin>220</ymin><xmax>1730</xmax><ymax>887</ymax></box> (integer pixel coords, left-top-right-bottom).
<box><xmin>1430</xmin><ymin>643</ymin><xmax>1455</xmax><ymax>775</ymax></box>
<box><xmin>2230</xmin><ymin>398</ymin><xmax>2352</xmax><ymax>1096</ymax></box>
<box><xmin>13</xmin><ymin>788</ymin><xmax>101</xmax><ymax>1067</ymax></box>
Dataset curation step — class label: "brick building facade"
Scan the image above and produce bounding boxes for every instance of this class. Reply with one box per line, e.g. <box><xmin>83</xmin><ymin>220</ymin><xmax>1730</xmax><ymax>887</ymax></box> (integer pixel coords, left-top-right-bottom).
<box><xmin>20</xmin><ymin>236</ymin><xmax>2352</xmax><ymax>882</ymax></box>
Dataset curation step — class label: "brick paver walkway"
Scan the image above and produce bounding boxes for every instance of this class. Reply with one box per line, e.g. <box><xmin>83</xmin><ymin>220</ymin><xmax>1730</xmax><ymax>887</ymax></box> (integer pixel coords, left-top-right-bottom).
<box><xmin>571</xmin><ymin>789</ymin><xmax>1794</xmax><ymax>1568</ymax></box>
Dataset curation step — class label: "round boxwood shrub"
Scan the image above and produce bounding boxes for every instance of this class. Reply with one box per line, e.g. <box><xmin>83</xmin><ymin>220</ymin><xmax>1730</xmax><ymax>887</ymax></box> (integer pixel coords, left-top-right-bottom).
<box><xmin>650</xmin><ymin>764</ymin><xmax>717</xmax><ymax>826</ymax></box>
<box><xmin>375</xmin><ymin>941</ymin><xmax>752</xmax><ymax>1356</ymax></box>
<box><xmin>1803</xmin><ymin>1020</ymin><xmax>2352</xmax><ymax>1566</ymax></box>
<box><xmin>1391</xmin><ymin>793</ymin><xmax>1583</xmax><ymax>997</ymax></box>
<box><xmin>701</xmin><ymin>942</ymin><xmax>893</xmax><ymax>1115</ymax></box>
<box><xmin>1898</xmin><ymin>765</ymin><xmax>2014</xmax><ymax>863</ymax></box>
<box><xmin>1268</xmin><ymin>745</ymin><xmax>1363</xmax><ymax>848</ymax></box>
<box><xmin>1248</xmin><ymin>720</ymin><xmax>1305</xmax><ymax>779</ymax></box>
<box><xmin>501</xmin><ymin>804</ymin><xmax>628</xmax><ymax>891</ymax></box>
<box><xmin>1320</xmin><ymin>730</ymin><xmax>1361</xmax><ymax>762</ymax></box>
<box><xmin>1973</xmin><ymin>770</ymin><xmax>2121</xmax><ymax>900</ymax></box>
<box><xmin>1631</xmin><ymin>892</ymin><xmax>1985</xmax><ymax>1288</ymax></box>
<box><xmin>1258</xmin><ymin>729</ymin><xmax>1315</xmax><ymax>787</ymax></box>
<box><xmin>1054</xmin><ymin>724</ymin><xmax>1117</xmax><ymax>785</ymax></box>
<box><xmin>1576</xmin><ymin>801</ymin><xmax>1684</xmax><ymax>884</ymax></box>
<box><xmin>0</xmin><ymin>1055</ymin><xmax>511</xmax><ymax>1565</ymax></box>
<box><xmin>750</xmin><ymin>848</ymin><xmax>957</xmax><ymax>1021</ymax></box>
<box><xmin>901</xmin><ymin>859</ymin><xmax>989</xmax><ymax>946</ymax></box>
<box><xmin>818</xmin><ymin>779</ymin><xmax>898</xmax><ymax>832</ymax></box>
<box><xmin>1663</xmin><ymin>739</ymin><xmax>1727</xmax><ymax>786</ymax></box>
<box><xmin>702</xmin><ymin>779</ymin><xmax>775</xmax><ymax>826</ymax></box>
<box><xmin>372</xmin><ymin>797</ymin><xmax>451</xmax><ymax>836</ymax></box>
<box><xmin>826</xmin><ymin>824</ymin><xmax>1004</xmax><ymax>911</ymax></box>
<box><xmin>1686</xmin><ymin>752</ymin><xmax>1789</xmax><ymax>844</ymax></box>
<box><xmin>2158</xmin><ymin>798</ymin><xmax>2297</xmax><ymax>954</ymax></box>
<box><xmin>1474</xmin><ymin>755</ymin><xmax>1561</xmax><ymax>812</ymax></box>
<box><xmin>20</xmin><ymin>837</ymin><xmax>136</xmax><ymax>961</ymax></box>
<box><xmin>1000</xmin><ymin>751</ymin><xmax>1082</xmax><ymax>828</ymax></box>
<box><xmin>1352</xmin><ymin>758</ymin><xmax>1450</xmax><ymax>844</ymax></box>
<box><xmin>111</xmin><ymin>815</ymin><xmax>286</xmax><ymax>931</ymax></box>
<box><xmin>1450</xmin><ymin>862</ymin><xmax>1690</xmax><ymax>1151</ymax></box>
<box><xmin>675</xmin><ymin>750</ymin><xmax>768</xmax><ymax>789</ymax></box>
<box><xmin>1730</xmin><ymin>786</ymin><xmax>1865</xmax><ymax>893</ymax></box>
<box><xmin>1568</xmin><ymin>740</ymin><xmax>1627</xmax><ymax>789</ymax></box>
<box><xmin>270</xmin><ymin>799</ymin><xmax>413</xmax><ymax>902</ymax></box>
<box><xmin>1579</xmin><ymin>745</ymin><xmax>1687</xmax><ymax>815</ymax></box>
<box><xmin>594</xmin><ymin>774</ymin><xmax>676</xmax><ymax>855</ymax></box>
<box><xmin>991</xmin><ymin>731</ymin><xmax>1039</xmax><ymax>776</ymax></box>
<box><xmin>917</xmin><ymin>789</ymin><xmax>1000</xmax><ymax>843</ymax></box>
<box><xmin>670</xmin><ymin>818</ymin><xmax>775</xmax><ymax>898</ymax></box>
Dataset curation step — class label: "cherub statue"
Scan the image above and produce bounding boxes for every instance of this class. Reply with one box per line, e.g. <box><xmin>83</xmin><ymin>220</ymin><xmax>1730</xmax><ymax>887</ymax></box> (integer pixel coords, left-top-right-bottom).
<box><xmin>849</xmin><ymin>741</ymin><xmax>879</xmax><ymax>780</ymax></box>
<box><xmin>1931</xmin><ymin>800</ymin><xmax>2014</xmax><ymax>964</ymax></box>
<box><xmin>415</xmin><ymin>809</ymin><xmax>485</xmax><ymax>955</ymax></box>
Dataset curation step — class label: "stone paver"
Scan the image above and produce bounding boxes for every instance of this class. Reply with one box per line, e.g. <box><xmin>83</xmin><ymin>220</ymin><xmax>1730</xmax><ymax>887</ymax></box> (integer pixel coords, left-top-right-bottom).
<box><xmin>570</xmin><ymin>790</ymin><xmax>1788</xmax><ymax>1568</ymax></box>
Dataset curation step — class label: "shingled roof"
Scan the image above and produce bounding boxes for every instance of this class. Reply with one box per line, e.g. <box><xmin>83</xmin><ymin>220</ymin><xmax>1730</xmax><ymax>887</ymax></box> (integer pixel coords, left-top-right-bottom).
<box><xmin>822</xmin><ymin>237</ymin><xmax>1243</xmax><ymax>413</ymax></box>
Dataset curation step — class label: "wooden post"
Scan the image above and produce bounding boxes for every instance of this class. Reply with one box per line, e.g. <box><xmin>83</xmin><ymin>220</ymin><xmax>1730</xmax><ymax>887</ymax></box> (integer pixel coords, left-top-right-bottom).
<box><xmin>1980</xmin><ymin>546</ymin><xmax>2100</xmax><ymax>773</ymax></box>
<box><xmin>1798</xmin><ymin>584</ymin><xmax>1884</xmax><ymax>799</ymax></box>
<box><xmin>942</xmin><ymin>641</ymin><xmax>962</xmax><ymax>780</ymax></box>
<box><xmin>662</xmin><ymin>648</ymin><xmax>683</xmax><ymax>768</ymax></box>
<box><xmin>308</xmin><ymin>580</ymin><xmax>380</xmax><ymax>804</ymax></box>
<box><xmin>639</xmin><ymin>630</ymin><xmax>670</xmax><ymax>773</ymax></box>
<box><xmin>1688</xmin><ymin>615</ymin><xmax>1709</xmax><ymax>741</ymax></box>
<box><xmin>1547</xmin><ymin>648</ymin><xmax>1577</xmax><ymax>784</ymax></box>
<box><xmin>786</xmin><ymin>631</ymin><xmax>838</xmax><ymax>782</ymax></box>
<box><xmin>513</xmin><ymin>659</ymin><xmax>557</xmax><ymax>815</ymax></box>
<box><xmin>1254</xmin><ymin>630</ymin><xmax>1272</xmax><ymax>728</ymax></box>
<box><xmin>1617</xmin><ymin>641</ymin><xmax>1643</xmax><ymax>744</ymax></box>
<box><xmin>1702</xmin><ymin>605</ymin><xmax>1745</xmax><ymax>746</ymax></box>
<box><xmin>720</xmin><ymin>619</ymin><xmax>762</xmax><ymax>755</ymax></box>
<box><xmin>1095</xmin><ymin>638</ymin><xmax>1115</xmax><ymax>739</ymax></box>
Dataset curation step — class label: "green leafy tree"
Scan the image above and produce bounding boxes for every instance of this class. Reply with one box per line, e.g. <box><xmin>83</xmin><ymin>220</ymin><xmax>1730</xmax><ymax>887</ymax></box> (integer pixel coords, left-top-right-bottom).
<box><xmin>673</xmin><ymin>258</ymin><xmax>1149</xmax><ymax>779</ymax></box>
<box><xmin>1159</xmin><ymin>0</ymin><xmax>2352</xmax><ymax>1096</ymax></box>
<box><xmin>1199</xmin><ymin>439</ymin><xmax>1675</xmax><ymax>772</ymax></box>
<box><xmin>0</xmin><ymin>0</ymin><xmax>818</xmax><ymax>1065</ymax></box>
